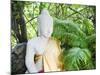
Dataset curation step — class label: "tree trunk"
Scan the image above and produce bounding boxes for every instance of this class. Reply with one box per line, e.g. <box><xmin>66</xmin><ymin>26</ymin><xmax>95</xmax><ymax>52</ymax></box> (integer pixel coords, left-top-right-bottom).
<box><xmin>11</xmin><ymin>1</ymin><xmax>27</xmax><ymax>43</ymax></box>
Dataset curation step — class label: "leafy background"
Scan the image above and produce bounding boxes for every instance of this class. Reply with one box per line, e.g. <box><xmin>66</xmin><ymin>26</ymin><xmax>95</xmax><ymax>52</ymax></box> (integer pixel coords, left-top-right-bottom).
<box><xmin>11</xmin><ymin>1</ymin><xmax>96</xmax><ymax>72</ymax></box>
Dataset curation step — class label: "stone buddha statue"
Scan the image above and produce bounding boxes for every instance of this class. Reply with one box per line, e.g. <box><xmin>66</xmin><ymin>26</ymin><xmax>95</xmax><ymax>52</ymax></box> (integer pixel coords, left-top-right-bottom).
<box><xmin>25</xmin><ymin>9</ymin><xmax>62</xmax><ymax>73</ymax></box>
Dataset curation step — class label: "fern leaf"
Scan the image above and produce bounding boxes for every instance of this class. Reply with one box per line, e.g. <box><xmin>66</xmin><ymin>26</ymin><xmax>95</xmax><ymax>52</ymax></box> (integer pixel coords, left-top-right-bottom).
<box><xmin>63</xmin><ymin>47</ymin><xmax>94</xmax><ymax>71</ymax></box>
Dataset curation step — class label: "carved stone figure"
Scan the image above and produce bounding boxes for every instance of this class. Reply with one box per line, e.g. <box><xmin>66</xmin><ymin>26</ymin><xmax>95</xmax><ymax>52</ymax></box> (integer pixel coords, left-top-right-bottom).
<box><xmin>25</xmin><ymin>9</ymin><xmax>62</xmax><ymax>73</ymax></box>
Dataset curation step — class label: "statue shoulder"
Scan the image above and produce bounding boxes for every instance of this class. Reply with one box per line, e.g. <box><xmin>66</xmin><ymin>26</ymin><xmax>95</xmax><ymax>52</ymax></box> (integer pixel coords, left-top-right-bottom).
<box><xmin>27</xmin><ymin>37</ymin><xmax>40</xmax><ymax>47</ymax></box>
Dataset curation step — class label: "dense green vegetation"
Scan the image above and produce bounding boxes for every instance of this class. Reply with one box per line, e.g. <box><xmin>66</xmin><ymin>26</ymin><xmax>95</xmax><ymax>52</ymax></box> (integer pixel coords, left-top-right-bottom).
<box><xmin>11</xmin><ymin>1</ymin><xmax>96</xmax><ymax>71</ymax></box>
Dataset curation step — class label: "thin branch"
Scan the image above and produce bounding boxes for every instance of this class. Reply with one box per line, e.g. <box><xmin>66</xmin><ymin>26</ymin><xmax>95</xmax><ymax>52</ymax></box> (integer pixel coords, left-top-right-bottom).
<box><xmin>26</xmin><ymin>16</ymin><xmax>37</xmax><ymax>24</ymax></box>
<box><xmin>68</xmin><ymin>7</ymin><xmax>82</xmax><ymax>15</ymax></box>
<box><xmin>23</xmin><ymin>12</ymin><xmax>37</xmax><ymax>36</ymax></box>
<box><xmin>25</xmin><ymin>2</ymin><xmax>38</xmax><ymax>24</ymax></box>
<box><xmin>11</xmin><ymin>31</ymin><xmax>19</xmax><ymax>43</ymax></box>
<box><xmin>48</xmin><ymin>3</ymin><xmax>51</xmax><ymax>10</ymax></box>
<box><xmin>66</xmin><ymin>7</ymin><xmax>87</xmax><ymax>18</ymax></box>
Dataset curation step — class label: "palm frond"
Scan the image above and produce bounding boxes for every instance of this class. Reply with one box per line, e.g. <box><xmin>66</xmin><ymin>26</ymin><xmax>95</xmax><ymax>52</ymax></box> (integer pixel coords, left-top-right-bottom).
<box><xmin>63</xmin><ymin>47</ymin><xmax>94</xmax><ymax>71</ymax></box>
<box><xmin>53</xmin><ymin>18</ymin><xmax>86</xmax><ymax>38</ymax></box>
<box><xmin>53</xmin><ymin>18</ymin><xmax>88</xmax><ymax>48</ymax></box>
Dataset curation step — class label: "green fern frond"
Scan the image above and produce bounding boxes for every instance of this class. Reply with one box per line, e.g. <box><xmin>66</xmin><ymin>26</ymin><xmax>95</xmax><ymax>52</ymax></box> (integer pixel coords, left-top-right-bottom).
<box><xmin>82</xmin><ymin>19</ymin><xmax>95</xmax><ymax>35</ymax></box>
<box><xmin>86</xmin><ymin>34</ymin><xmax>96</xmax><ymax>52</ymax></box>
<box><xmin>63</xmin><ymin>47</ymin><xmax>94</xmax><ymax>71</ymax></box>
<box><xmin>53</xmin><ymin>18</ymin><xmax>86</xmax><ymax>38</ymax></box>
<box><xmin>53</xmin><ymin>31</ymin><xmax>87</xmax><ymax>48</ymax></box>
<box><xmin>86</xmin><ymin>34</ymin><xmax>96</xmax><ymax>44</ymax></box>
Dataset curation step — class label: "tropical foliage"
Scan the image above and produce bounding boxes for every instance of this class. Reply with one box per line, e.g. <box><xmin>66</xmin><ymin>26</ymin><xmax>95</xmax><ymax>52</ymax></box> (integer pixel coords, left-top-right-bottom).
<box><xmin>11</xmin><ymin>1</ymin><xmax>96</xmax><ymax>71</ymax></box>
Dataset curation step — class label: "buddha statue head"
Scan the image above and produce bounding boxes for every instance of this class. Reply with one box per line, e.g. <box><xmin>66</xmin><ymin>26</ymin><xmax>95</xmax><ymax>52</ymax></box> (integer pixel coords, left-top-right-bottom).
<box><xmin>37</xmin><ymin>9</ymin><xmax>53</xmax><ymax>38</ymax></box>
